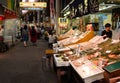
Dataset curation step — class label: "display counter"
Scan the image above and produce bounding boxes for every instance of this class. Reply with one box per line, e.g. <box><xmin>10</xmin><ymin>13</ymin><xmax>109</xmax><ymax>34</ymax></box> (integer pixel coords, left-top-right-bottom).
<box><xmin>53</xmin><ymin>34</ymin><xmax>120</xmax><ymax>83</ymax></box>
<box><xmin>53</xmin><ymin>54</ymin><xmax>70</xmax><ymax>83</ymax></box>
<box><xmin>53</xmin><ymin>54</ymin><xmax>70</xmax><ymax>67</ymax></box>
<box><xmin>53</xmin><ymin>53</ymin><xmax>104</xmax><ymax>83</ymax></box>
<box><xmin>70</xmin><ymin>57</ymin><xmax>104</xmax><ymax>83</ymax></box>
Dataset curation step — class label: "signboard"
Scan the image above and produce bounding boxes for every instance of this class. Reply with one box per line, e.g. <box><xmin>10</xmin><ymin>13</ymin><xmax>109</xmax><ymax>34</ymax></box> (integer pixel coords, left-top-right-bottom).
<box><xmin>58</xmin><ymin>18</ymin><xmax>68</xmax><ymax>28</ymax></box>
<box><xmin>22</xmin><ymin>8</ymin><xmax>43</xmax><ymax>10</ymax></box>
<box><xmin>19</xmin><ymin>2</ymin><xmax>47</xmax><ymax>8</ymax></box>
<box><xmin>58</xmin><ymin>18</ymin><xmax>68</xmax><ymax>24</ymax></box>
<box><xmin>88</xmin><ymin>0</ymin><xmax>99</xmax><ymax>13</ymax></box>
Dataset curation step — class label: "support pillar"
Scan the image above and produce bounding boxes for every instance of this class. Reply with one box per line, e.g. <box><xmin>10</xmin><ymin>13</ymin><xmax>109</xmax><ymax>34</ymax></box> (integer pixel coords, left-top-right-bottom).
<box><xmin>55</xmin><ymin>0</ymin><xmax>60</xmax><ymax>35</ymax></box>
<box><xmin>37</xmin><ymin>10</ymin><xmax>40</xmax><ymax>26</ymax></box>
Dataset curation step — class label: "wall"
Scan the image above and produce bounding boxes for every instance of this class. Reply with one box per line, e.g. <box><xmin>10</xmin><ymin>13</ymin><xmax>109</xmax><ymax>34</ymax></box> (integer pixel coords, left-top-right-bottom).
<box><xmin>103</xmin><ymin>14</ymin><xmax>112</xmax><ymax>26</ymax></box>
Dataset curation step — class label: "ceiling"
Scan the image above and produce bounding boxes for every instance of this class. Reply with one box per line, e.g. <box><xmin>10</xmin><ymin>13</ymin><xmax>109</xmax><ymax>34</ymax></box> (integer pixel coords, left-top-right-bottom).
<box><xmin>105</xmin><ymin>0</ymin><xmax>120</xmax><ymax>4</ymax></box>
<box><xmin>99</xmin><ymin>0</ymin><xmax>120</xmax><ymax>13</ymax></box>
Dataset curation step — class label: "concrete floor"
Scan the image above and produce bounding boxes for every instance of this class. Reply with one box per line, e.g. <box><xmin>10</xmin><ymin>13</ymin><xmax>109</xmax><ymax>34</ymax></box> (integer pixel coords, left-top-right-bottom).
<box><xmin>0</xmin><ymin>39</ymin><xmax>58</xmax><ymax>83</ymax></box>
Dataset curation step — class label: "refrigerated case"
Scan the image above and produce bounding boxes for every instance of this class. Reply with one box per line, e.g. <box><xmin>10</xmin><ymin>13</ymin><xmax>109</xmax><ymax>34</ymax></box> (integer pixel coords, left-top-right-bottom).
<box><xmin>4</xmin><ymin>19</ymin><xmax>20</xmax><ymax>46</ymax></box>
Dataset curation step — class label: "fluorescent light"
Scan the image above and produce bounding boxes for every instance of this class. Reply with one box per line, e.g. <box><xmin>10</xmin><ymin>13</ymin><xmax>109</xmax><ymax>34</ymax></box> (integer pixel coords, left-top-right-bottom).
<box><xmin>28</xmin><ymin>0</ymin><xmax>35</xmax><ymax>2</ymax></box>
<box><xmin>99</xmin><ymin>5</ymin><xmax>113</xmax><ymax>11</ymax></box>
<box><xmin>23</xmin><ymin>8</ymin><xmax>43</xmax><ymax>10</ymax></box>
<box><xmin>64</xmin><ymin>11</ymin><xmax>70</xmax><ymax>17</ymax></box>
<box><xmin>99</xmin><ymin>4</ymin><xmax>117</xmax><ymax>11</ymax></box>
<box><xmin>20</xmin><ymin>2</ymin><xmax>47</xmax><ymax>8</ymax></box>
<box><xmin>66</xmin><ymin>11</ymin><xmax>70</xmax><ymax>15</ymax></box>
<box><xmin>22</xmin><ymin>0</ymin><xmax>38</xmax><ymax>2</ymax></box>
<box><xmin>22</xmin><ymin>10</ymin><xmax>28</xmax><ymax>14</ymax></box>
<box><xmin>22</xmin><ymin>0</ymin><xmax>26</xmax><ymax>2</ymax></box>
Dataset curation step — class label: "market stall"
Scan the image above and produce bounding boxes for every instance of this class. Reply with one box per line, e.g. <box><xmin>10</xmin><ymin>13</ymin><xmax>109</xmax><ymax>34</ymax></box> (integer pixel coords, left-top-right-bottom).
<box><xmin>3</xmin><ymin>7</ymin><xmax>19</xmax><ymax>46</ymax></box>
<box><xmin>53</xmin><ymin>35</ymin><xmax>120</xmax><ymax>83</ymax></box>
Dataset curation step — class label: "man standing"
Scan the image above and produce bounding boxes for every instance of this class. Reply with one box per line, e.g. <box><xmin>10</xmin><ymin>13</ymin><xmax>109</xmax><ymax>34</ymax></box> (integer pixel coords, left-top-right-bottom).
<box><xmin>101</xmin><ymin>23</ymin><xmax>112</xmax><ymax>39</ymax></box>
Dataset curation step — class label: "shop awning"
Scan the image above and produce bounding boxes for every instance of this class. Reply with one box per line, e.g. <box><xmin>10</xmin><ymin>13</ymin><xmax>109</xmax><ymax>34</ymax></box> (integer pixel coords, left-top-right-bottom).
<box><xmin>4</xmin><ymin>7</ymin><xmax>18</xmax><ymax>19</ymax></box>
<box><xmin>0</xmin><ymin>4</ymin><xmax>18</xmax><ymax>19</ymax></box>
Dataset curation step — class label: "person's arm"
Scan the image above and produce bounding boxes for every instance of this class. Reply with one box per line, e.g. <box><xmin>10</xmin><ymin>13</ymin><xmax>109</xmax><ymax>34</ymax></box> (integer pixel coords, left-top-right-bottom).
<box><xmin>101</xmin><ymin>30</ymin><xmax>107</xmax><ymax>39</ymax></box>
<box><xmin>101</xmin><ymin>30</ymin><xmax>104</xmax><ymax>36</ymax></box>
<box><xmin>109</xmin><ymin>31</ymin><xmax>112</xmax><ymax>38</ymax></box>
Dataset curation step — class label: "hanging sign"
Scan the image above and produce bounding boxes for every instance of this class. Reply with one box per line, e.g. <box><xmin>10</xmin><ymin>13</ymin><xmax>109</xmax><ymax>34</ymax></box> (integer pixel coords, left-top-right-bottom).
<box><xmin>58</xmin><ymin>18</ymin><xmax>68</xmax><ymax>28</ymax></box>
<box><xmin>19</xmin><ymin>2</ymin><xmax>47</xmax><ymax>8</ymax></box>
<box><xmin>70</xmin><ymin>0</ymin><xmax>99</xmax><ymax>18</ymax></box>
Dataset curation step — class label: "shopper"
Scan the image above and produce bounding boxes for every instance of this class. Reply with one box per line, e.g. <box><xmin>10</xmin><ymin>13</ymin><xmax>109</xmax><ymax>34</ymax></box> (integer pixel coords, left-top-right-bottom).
<box><xmin>30</xmin><ymin>26</ymin><xmax>37</xmax><ymax>46</ymax></box>
<box><xmin>0</xmin><ymin>25</ymin><xmax>4</xmax><ymax>42</ymax></box>
<box><xmin>20</xmin><ymin>25</ymin><xmax>24</xmax><ymax>41</ymax></box>
<box><xmin>0</xmin><ymin>25</ymin><xmax>9</xmax><ymax>52</ymax></box>
<box><xmin>22</xmin><ymin>25</ymin><xmax>29</xmax><ymax>47</ymax></box>
<box><xmin>48</xmin><ymin>33</ymin><xmax>56</xmax><ymax>48</ymax></box>
<box><xmin>101</xmin><ymin>23</ymin><xmax>112</xmax><ymax>39</ymax></box>
<box><xmin>37</xmin><ymin>26</ymin><xmax>41</xmax><ymax>39</ymax></box>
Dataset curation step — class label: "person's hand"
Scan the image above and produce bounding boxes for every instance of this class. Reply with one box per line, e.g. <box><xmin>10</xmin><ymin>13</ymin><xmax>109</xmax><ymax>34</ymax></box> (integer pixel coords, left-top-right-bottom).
<box><xmin>103</xmin><ymin>34</ymin><xmax>107</xmax><ymax>37</ymax></box>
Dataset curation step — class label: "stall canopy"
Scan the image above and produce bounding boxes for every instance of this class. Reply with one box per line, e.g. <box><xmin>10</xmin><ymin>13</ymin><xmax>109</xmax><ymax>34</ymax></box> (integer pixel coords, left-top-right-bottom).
<box><xmin>4</xmin><ymin>7</ymin><xmax>18</xmax><ymax>19</ymax></box>
<box><xmin>0</xmin><ymin>3</ymin><xmax>18</xmax><ymax>19</ymax></box>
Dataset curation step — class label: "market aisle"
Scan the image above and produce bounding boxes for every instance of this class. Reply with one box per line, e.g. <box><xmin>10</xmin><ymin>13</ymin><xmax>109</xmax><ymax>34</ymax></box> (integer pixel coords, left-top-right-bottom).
<box><xmin>0</xmin><ymin>39</ymin><xmax>57</xmax><ymax>83</ymax></box>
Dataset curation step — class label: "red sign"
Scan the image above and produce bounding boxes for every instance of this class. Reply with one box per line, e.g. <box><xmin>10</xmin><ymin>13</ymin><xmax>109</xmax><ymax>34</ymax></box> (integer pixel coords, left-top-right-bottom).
<box><xmin>4</xmin><ymin>8</ymin><xmax>18</xmax><ymax>19</ymax></box>
<box><xmin>0</xmin><ymin>16</ymin><xmax>4</xmax><ymax>20</ymax></box>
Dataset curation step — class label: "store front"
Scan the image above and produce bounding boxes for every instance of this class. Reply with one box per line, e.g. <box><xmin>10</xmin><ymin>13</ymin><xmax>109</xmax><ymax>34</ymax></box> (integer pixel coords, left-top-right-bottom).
<box><xmin>61</xmin><ymin>0</ymin><xmax>120</xmax><ymax>38</ymax></box>
<box><xmin>3</xmin><ymin>7</ymin><xmax>19</xmax><ymax>46</ymax></box>
<box><xmin>53</xmin><ymin>0</ymin><xmax>120</xmax><ymax>83</ymax></box>
<box><xmin>0</xmin><ymin>4</ymin><xmax>5</xmax><ymax>26</ymax></box>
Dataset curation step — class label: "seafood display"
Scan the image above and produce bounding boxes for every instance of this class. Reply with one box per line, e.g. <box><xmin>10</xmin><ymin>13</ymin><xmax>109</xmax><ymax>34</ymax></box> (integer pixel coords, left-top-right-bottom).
<box><xmin>58</xmin><ymin>28</ymin><xmax>74</xmax><ymax>40</ymax></box>
<box><xmin>57</xmin><ymin>31</ymin><xmax>94</xmax><ymax>46</ymax></box>
<box><xmin>58</xmin><ymin>36</ymin><xmax>108</xmax><ymax>52</ymax></box>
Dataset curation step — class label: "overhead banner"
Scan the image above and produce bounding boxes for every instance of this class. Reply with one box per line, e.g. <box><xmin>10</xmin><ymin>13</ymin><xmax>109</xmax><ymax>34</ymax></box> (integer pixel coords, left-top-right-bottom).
<box><xmin>88</xmin><ymin>0</ymin><xmax>99</xmax><ymax>13</ymax></box>
<box><xmin>70</xmin><ymin>0</ymin><xmax>99</xmax><ymax>18</ymax></box>
<box><xmin>22</xmin><ymin>8</ymin><xmax>43</xmax><ymax>10</ymax></box>
<box><xmin>50</xmin><ymin>0</ymin><xmax>55</xmax><ymax>24</ymax></box>
<box><xmin>20</xmin><ymin>2</ymin><xmax>47</xmax><ymax>8</ymax></box>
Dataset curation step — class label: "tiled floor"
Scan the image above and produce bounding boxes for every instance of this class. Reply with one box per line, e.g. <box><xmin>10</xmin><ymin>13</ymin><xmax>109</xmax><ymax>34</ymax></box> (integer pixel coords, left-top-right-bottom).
<box><xmin>0</xmin><ymin>39</ymin><xmax>58</xmax><ymax>83</ymax></box>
